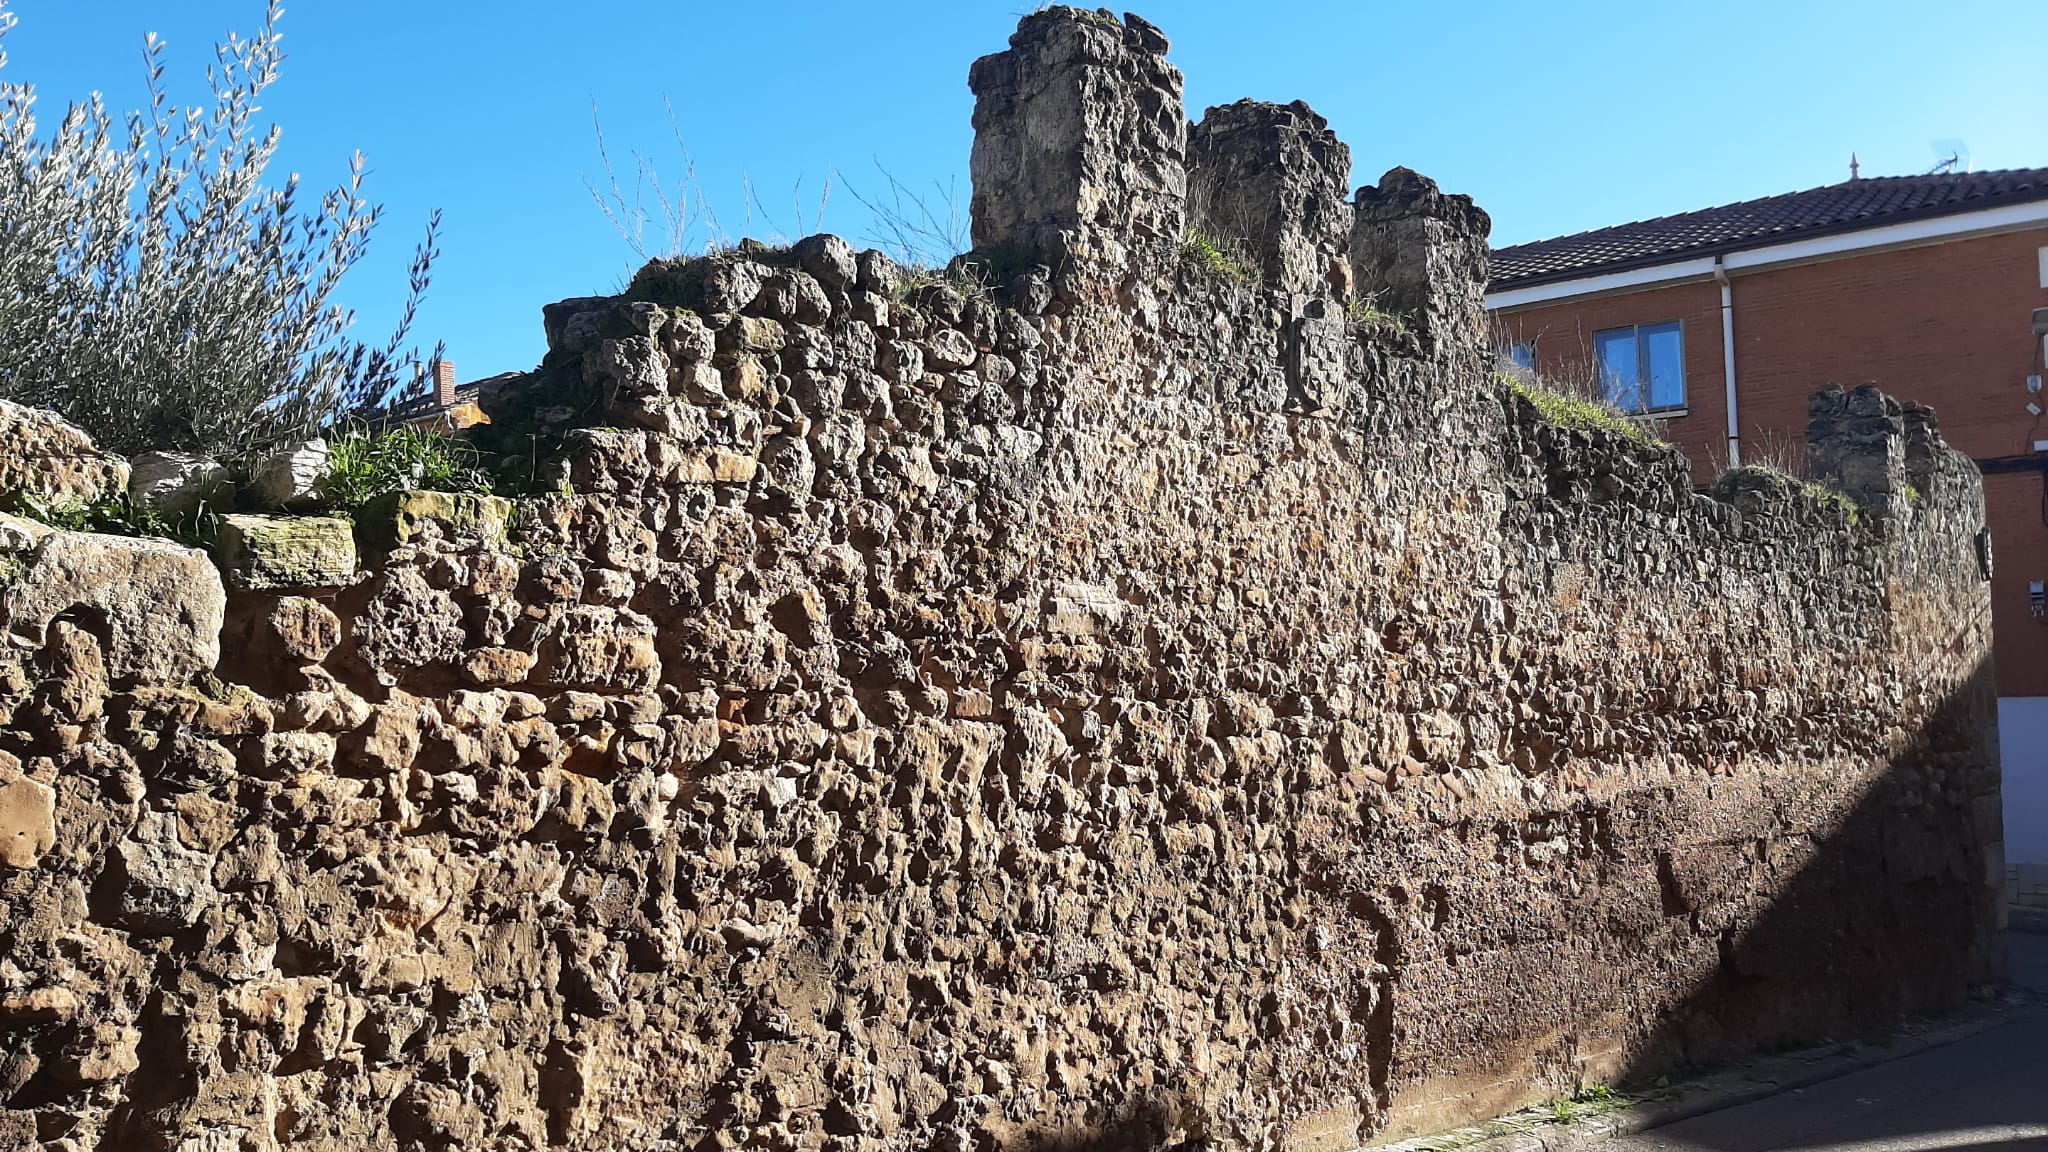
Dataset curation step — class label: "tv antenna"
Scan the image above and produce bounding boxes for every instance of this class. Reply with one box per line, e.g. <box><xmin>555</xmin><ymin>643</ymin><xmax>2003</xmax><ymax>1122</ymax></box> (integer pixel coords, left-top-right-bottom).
<box><xmin>1927</xmin><ymin>139</ymin><xmax>1971</xmax><ymax>175</ymax></box>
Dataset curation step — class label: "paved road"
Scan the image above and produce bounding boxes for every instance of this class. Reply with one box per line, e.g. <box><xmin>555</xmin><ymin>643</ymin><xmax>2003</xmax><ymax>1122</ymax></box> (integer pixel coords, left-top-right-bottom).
<box><xmin>1610</xmin><ymin>933</ymin><xmax>2048</xmax><ymax>1152</ymax></box>
<box><xmin>2013</xmin><ymin>929</ymin><xmax>2048</xmax><ymax>992</ymax></box>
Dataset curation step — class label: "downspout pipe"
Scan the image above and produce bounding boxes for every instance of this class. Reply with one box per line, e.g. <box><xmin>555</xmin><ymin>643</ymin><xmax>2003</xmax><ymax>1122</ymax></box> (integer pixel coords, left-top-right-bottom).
<box><xmin>1715</xmin><ymin>256</ymin><xmax>1740</xmax><ymax>468</ymax></box>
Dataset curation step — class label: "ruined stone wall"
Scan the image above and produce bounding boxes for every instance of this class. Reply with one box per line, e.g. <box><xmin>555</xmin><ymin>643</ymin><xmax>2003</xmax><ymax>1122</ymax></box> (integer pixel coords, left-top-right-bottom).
<box><xmin>0</xmin><ymin>9</ymin><xmax>2003</xmax><ymax>1152</ymax></box>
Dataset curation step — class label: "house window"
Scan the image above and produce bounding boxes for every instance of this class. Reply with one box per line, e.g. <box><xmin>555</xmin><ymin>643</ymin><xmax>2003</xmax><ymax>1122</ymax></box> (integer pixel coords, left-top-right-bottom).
<box><xmin>1506</xmin><ymin>342</ymin><xmax>1536</xmax><ymax>370</ymax></box>
<box><xmin>1593</xmin><ymin>321</ymin><xmax>1685</xmax><ymax>413</ymax></box>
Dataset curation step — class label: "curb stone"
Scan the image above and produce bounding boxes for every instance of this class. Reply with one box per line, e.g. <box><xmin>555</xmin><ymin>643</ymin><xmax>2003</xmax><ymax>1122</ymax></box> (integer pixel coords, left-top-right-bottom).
<box><xmin>1371</xmin><ymin>991</ymin><xmax>2047</xmax><ymax>1152</ymax></box>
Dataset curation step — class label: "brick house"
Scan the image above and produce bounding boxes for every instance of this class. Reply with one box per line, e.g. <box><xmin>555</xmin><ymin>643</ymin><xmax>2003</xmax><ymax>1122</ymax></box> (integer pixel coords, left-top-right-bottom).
<box><xmin>1487</xmin><ymin>167</ymin><xmax>2048</xmax><ymax>871</ymax></box>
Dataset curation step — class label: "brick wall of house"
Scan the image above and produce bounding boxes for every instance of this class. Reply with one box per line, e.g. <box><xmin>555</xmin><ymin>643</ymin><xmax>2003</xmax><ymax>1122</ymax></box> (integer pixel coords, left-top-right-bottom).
<box><xmin>1496</xmin><ymin>225</ymin><xmax>2048</xmax><ymax>698</ymax></box>
<box><xmin>1493</xmin><ymin>280</ymin><xmax>1729</xmax><ymax>482</ymax></box>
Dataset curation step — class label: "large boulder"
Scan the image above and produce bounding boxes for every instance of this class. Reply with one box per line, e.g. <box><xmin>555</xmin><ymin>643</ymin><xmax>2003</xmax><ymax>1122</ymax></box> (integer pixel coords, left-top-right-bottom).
<box><xmin>1</xmin><ymin>529</ymin><xmax>225</xmax><ymax>685</ymax></box>
<box><xmin>128</xmin><ymin>451</ymin><xmax>235</xmax><ymax>519</ymax></box>
<box><xmin>0</xmin><ymin>400</ymin><xmax>130</xmax><ymax>511</ymax></box>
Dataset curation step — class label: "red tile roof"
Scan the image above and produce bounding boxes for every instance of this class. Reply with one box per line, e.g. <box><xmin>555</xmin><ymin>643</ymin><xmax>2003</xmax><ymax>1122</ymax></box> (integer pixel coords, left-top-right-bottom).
<box><xmin>1490</xmin><ymin>168</ymin><xmax>2048</xmax><ymax>289</ymax></box>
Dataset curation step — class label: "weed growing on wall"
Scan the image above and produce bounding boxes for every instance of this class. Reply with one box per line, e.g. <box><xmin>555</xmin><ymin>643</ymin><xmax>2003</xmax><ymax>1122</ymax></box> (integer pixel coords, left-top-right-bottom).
<box><xmin>1180</xmin><ymin>226</ymin><xmax>1257</xmax><ymax>283</ymax></box>
<box><xmin>320</xmin><ymin>422</ymin><xmax>492</xmax><ymax>514</ymax></box>
<box><xmin>12</xmin><ymin>492</ymin><xmax>219</xmax><ymax>548</ymax></box>
<box><xmin>1503</xmin><ymin>373</ymin><xmax>1661</xmax><ymax>445</ymax></box>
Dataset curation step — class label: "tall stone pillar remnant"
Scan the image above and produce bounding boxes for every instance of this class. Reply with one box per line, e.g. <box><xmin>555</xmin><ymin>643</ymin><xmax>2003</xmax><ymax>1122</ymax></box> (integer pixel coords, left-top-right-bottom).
<box><xmin>1187</xmin><ymin>98</ymin><xmax>1354</xmax><ymax>300</ymax></box>
<box><xmin>1805</xmin><ymin>383</ymin><xmax>1909</xmax><ymax>515</ymax></box>
<box><xmin>1351</xmin><ymin>167</ymin><xmax>1492</xmax><ymax>355</ymax></box>
<box><xmin>967</xmin><ymin>7</ymin><xmax>1186</xmax><ymax>285</ymax></box>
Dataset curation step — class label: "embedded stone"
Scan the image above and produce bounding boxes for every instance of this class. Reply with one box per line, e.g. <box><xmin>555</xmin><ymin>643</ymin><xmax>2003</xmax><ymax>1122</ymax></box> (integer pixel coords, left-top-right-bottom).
<box><xmin>359</xmin><ymin>490</ymin><xmax>514</xmax><ymax>550</ymax></box>
<box><xmin>856</xmin><ymin>249</ymin><xmax>900</xmax><ymax>297</ymax></box>
<box><xmin>128</xmin><ymin>451</ymin><xmax>234</xmax><ymax>519</ymax></box>
<box><xmin>212</xmin><ymin>514</ymin><xmax>358</xmax><ymax>590</ymax></box>
<box><xmin>462</xmin><ymin>647</ymin><xmax>537</xmax><ymax>687</ymax></box>
<box><xmin>718</xmin><ymin>316</ymin><xmax>788</xmax><ymax>358</ymax></box>
<box><xmin>925</xmin><ymin>329</ymin><xmax>978</xmax><ymax>372</ymax></box>
<box><xmin>534</xmin><ymin>606</ymin><xmax>660</xmax><ymax>692</ymax></box>
<box><xmin>248</xmin><ymin>439</ymin><xmax>332</xmax><ymax>510</ymax></box>
<box><xmin>0</xmin><ymin>986</ymin><xmax>77</xmax><ymax>1024</ymax></box>
<box><xmin>2</xmin><ymin>530</ymin><xmax>224</xmax><ymax>684</ymax></box>
<box><xmin>0</xmin><ymin>778</ymin><xmax>56</xmax><ymax>869</ymax></box>
<box><xmin>671</xmin><ymin>449</ymin><xmax>759</xmax><ymax>485</ymax></box>
<box><xmin>113</xmin><ymin>810</ymin><xmax>220</xmax><ymax>932</ymax></box>
<box><xmin>0</xmin><ymin>399</ymin><xmax>129</xmax><ymax>511</ymax></box>
<box><xmin>794</xmin><ymin>233</ymin><xmax>858</xmax><ymax>291</ymax></box>
<box><xmin>267</xmin><ymin>597</ymin><xmax>343</xmax><ymax>662</ymax></box>
<box><xmin>543</xmin><ymin>295</ymin><xmax>615</xmax><ymax>354</ymax></box>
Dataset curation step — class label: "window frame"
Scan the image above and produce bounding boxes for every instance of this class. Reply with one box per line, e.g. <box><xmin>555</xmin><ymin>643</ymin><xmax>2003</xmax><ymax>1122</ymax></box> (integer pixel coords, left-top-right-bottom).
<box><xmin>1592</xmin><ymin>319</ymin><xmax>1687</xmax><ymax>415</ymax></box>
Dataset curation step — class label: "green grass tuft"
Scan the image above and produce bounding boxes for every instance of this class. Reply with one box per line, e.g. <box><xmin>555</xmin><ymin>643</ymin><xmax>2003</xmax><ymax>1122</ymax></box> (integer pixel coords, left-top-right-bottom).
<box><xmin>12</xmin><ymin>492</ymin><xmax>219</xmax><ymax>547</ymax></box>
<box><xmin>321</xmin><ymin>421</ymin><xmax>493</xmax><ymax>514</ymax></box>
<box><xmin>1348</xmin><ymin>292</ymin><xmax>1409</xmax><ymax>331</ymax></box>
<box><xmin>1180</xmin><ymin>227</ymin><xmax>1258</xmax><ymax>284</ymax></box>
<box><xmin>1542</xmin><ymin>1084</ymin><xmax>1634</xmax><ymax>1125</ymax></box>
<box><xmin>1506</xmin><ymin>375</ymin><xmax>1657</xmax><ymax>444</ymax></box>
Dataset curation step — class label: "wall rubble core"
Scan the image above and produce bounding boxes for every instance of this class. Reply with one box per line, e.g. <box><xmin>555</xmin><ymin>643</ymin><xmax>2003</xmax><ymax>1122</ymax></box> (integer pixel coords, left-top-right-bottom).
<box><xmin>0</xmin><ymin>8</ymin><xmax>2003</xmax><ymax>1152</ymax></box>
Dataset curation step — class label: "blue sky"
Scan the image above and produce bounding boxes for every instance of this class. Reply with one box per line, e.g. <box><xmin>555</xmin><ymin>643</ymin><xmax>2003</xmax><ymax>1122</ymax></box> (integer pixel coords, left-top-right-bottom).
<box><xmin>7</xmin><ymin>1</ymin><xmax>2044</xmax><ymax>381</ymax></box>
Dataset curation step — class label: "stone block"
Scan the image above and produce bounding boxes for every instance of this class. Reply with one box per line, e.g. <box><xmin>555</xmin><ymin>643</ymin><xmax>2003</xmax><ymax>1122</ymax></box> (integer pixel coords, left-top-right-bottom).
<box><xmin>0</xmin><ymin>778</ymin><xmax>55</xmax><ymax>869</ymax></box>
<box><xmin>128</xmin><ymin>451</ymin><xmax>234</xmax><ymax>518</ymax></box>
<box><xmin>968</xmin><ymin>8</ymin><xmax>1186</xmax><ymax>273</ymax></box>
<box><xmin>248</xmin><ymin>439</ymin><xmax>331</xmax><ymax>510</ymax></box>
<box><xmin>1806</xmin><ymin>383</ymin><xmax>1906</xmax><ymax>512</ymax></box>
<box><xmin>2</xmin><ymin>529</ymin><xmax>224</xmax><ymax>684</ymax></box>
<box><xmin>1350</xmin><ymin>166</ymin><xmax>1492</xmax><ymax>353</ymax></box>
<box><xmin>112</xmin><ymin>809</ymin><xmax>219</xmax><ymax>933</ymax></box>
<box><xmin>358</xmin><ymin>490</ymin><xmax>514</xmax><ymax>551</ymax></box>
<box><xmin>1188</xmin><ymin>98</ymin><xmax>1353</xmax><ymax>298</ymax></box>
<box><xmin>671</xmin><ymin>448</ymin><xmax>759</xmax><ymax>485</ymax></box>
<box><xmin>213</xmin><ymin>514</ymin><xmax>358</xmax><ymax>590</ymax></box>
<box><xmin>793</xmin><ymin>233</ymin><xmax>857</xmax><ymax>291</ymax></box>
<box><xmin>0</xmin><ymin>399</ymin><xmax>130</xmax><ymax>511</ymax></box>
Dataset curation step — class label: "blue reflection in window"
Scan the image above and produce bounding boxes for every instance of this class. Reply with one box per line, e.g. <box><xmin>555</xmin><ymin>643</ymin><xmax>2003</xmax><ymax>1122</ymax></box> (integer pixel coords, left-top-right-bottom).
<box><xmin>1592</xmin><ymin>321</ymin><xmax>1685</xmax><ymax>413</ymax></box>
<box><xmin>1594</xmin><ymin>327</ymin><xmax>1638</xmax><ymax>410</ymax></box>
<box><xmin>1642</xmin><ymin>322</ymin><xmax>1684</xmax><ymax>410</ymax></box>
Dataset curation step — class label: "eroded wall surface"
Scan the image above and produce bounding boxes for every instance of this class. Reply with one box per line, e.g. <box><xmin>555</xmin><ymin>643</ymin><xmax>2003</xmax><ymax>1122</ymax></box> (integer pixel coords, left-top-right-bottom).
<box><xmin>0</xmin><ymin>9</ymin><xmax>2003</xmax><ymax>1151</ymax></box>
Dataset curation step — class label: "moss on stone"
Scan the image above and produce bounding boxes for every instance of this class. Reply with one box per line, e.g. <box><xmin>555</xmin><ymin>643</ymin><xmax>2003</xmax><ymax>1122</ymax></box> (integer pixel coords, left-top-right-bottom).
<box><xmin>211</xmin><ymin>513</ymin><xmax>358</xmax><ymax>590</ymax></box>
<box><xmin>359</xmin><ymin>490</ymin><xmax>515</xmax><ymax>552</ymax></box>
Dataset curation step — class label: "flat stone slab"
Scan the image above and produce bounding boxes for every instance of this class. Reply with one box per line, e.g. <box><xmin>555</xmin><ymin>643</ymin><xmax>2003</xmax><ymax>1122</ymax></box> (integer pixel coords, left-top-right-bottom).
<box><xmin>212</xmin><ymin>513</ymin><xmax>358</xmax><ymax>590</ymax></box>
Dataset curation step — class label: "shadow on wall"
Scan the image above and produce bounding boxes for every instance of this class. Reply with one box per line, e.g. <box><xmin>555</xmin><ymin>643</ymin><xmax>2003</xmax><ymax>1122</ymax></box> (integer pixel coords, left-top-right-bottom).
<box><xmin>1612</xmin><ymin>651</ymin><xmax>2003</xmax><ymax>1091</ymax></box>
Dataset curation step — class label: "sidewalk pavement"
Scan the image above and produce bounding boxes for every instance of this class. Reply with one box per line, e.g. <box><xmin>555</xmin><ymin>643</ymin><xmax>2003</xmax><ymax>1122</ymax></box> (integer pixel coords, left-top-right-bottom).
<box><xmin>1378</xmin><ymin>932</ymin><xmax>2048</xmax><ymax>1152</ymax></box>
<box><xmin>1602</xmin><ymin>931</ymin><xmax>2048</xmax><ymax>1152</ymax></box>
